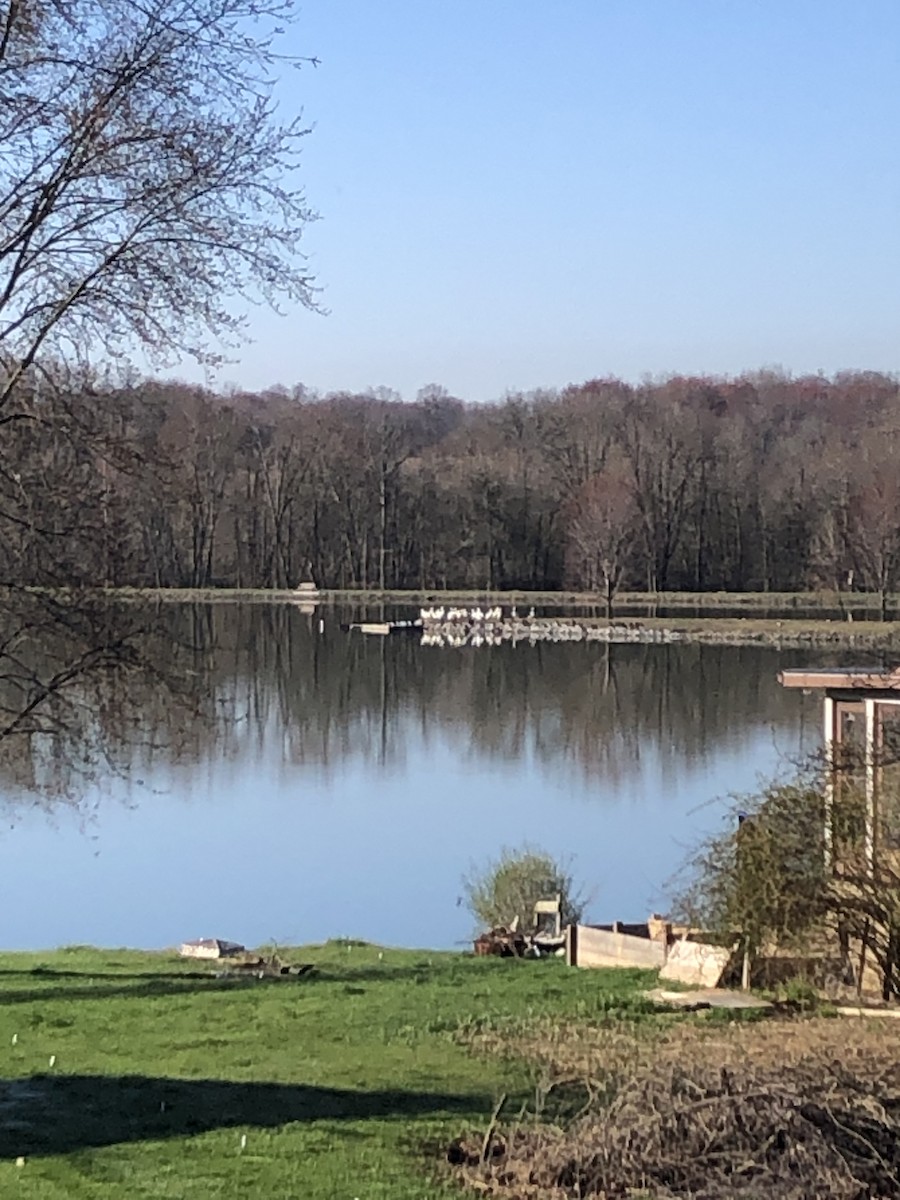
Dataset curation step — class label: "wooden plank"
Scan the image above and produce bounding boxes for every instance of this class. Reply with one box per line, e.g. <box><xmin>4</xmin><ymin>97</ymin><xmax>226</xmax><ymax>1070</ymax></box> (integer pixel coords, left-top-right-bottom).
<box><xmin>570</xmin><ymin>924</ymin><xmax>666</xmax><ymax>970</ymax></box>
<box><xmin>835</xmin><ymin>1006</ymin><xmax>900</xmax><ymax>1019</ymax></box>
<box><xmin>865</xmin><ymin>697</ymin><xmax>876</xmax><ymax>868</ymax></box>
<box><xmin>565</xmin><ymin>922</ymin><xmax>577</xmax><ymax>966</ymax></box>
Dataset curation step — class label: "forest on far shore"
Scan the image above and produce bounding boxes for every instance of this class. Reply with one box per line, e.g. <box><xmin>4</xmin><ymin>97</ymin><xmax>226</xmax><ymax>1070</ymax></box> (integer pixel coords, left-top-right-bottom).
<box><xmin>9</xmin><ymin>370</ymin><xmax>900</xmax><ymax>601</ymax></box>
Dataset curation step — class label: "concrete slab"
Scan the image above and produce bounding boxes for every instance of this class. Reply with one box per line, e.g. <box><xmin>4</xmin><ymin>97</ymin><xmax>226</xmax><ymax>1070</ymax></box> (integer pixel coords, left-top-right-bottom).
<box><xmin>644</xmin><ymin>987</ymin><xmax>773</xmax><ymax>1011</ymax></box>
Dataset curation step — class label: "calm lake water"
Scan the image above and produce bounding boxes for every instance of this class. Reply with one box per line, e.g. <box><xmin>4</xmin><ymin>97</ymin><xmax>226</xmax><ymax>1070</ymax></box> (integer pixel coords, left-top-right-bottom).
<box><xmin>0</xmin><ymin>603</ymin><xmax>829</xmax><ymax>952</ymax></box>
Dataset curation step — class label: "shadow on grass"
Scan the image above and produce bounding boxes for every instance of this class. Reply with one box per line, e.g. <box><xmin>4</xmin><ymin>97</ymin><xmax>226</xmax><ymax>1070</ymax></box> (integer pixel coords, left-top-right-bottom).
<box><xmin>0</xmin><ymin>1074</ymin><xmax>488</xmax><ymax>1157</ymax></box>
<box><xmin>0</xmin><ymin>960</ymin><xmax>469</xmax><ymax>1005</ymax></box>
<box><xmin>0</xmin><ymin>971</ymin><xmax>319</xmax><ymax>1005</ymax></box>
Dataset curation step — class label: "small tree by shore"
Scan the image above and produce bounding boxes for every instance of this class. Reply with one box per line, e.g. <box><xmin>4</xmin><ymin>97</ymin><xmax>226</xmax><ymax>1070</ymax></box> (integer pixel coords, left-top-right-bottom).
<box><xmin>672</xmin><ymin>755</ymin><xmax>900</xmax><ymax>999</ymax></box>
<box><xmin>673</xmin><ymin>770</ymin><xmax>829</xmax><ymax>959</ymax></box>
<box><xmin>462</xmin><ymin>845</ymin><xmax>586</xmax><ymax>933</ymax></box>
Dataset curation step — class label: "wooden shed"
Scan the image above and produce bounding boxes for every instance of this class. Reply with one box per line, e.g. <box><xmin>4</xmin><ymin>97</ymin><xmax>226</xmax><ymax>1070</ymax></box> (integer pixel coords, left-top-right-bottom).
<box><xmin>778</xmin><ymin>667</ymin><xmax>900</xmax><ymax>867</ymax></box>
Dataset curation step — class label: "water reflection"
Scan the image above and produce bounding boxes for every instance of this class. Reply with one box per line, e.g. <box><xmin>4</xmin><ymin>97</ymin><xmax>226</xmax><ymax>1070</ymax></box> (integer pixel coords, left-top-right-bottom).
<box><xmin>0</xmin><ymin>604</ymin><xmax>825</xmax><ymax>951</ymax></box>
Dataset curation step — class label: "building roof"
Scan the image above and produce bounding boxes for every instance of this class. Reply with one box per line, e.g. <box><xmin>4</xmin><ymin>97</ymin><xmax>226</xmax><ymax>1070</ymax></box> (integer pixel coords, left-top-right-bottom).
<box><xmin>778</xmin><ymin>667</ymin><xmax>900</xmax><ymax>691</ymax></box>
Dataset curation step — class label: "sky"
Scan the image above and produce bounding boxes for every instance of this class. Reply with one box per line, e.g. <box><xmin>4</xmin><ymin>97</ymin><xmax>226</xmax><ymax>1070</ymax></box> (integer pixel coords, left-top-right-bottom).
<box><xmin>201</xmin><ymin>1</ymin><xmax>900</xmax><ymax>402</ymax></box>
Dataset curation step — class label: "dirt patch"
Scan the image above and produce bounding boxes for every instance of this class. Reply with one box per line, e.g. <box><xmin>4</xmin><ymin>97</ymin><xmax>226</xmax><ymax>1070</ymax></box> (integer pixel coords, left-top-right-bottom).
<box><xmin>451</xmin><ymin>1017</ymin><xmax>900</xmax><ymax>1198</ymax></box>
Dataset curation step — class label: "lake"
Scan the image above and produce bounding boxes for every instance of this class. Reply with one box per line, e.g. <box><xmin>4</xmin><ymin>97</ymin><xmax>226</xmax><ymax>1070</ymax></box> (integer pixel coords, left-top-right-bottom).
<box><xmin>0</xmin><ymin>603</ymin><xmax>828</xmax><ymax>951</ymax></box>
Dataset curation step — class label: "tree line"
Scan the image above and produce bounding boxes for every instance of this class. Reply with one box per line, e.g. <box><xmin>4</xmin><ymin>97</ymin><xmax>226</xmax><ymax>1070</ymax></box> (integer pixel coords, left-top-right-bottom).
<box><xmin>11</xmin><ymin>369</ymin><xmax>899</xmax><ymax>602</ymax></box>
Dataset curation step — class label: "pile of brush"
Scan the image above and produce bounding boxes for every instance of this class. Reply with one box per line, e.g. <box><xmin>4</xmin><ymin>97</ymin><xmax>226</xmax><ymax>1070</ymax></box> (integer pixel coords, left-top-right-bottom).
<box><xmin>450</xmin><ymin>1017</ymin><xmax>900</xmax><ymax>1198</ymax></box>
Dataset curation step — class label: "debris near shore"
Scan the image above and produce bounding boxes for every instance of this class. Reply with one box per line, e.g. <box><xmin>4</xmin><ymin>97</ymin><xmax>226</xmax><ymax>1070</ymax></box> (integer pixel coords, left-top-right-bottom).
<box><xmin>178</xmin><ymin>941</ymin><xmax>315</xmax><ymax>979</ymax></box>
<box><xmin>473</xmin><ymin>925</ymin><xmax>566</xmax><ymax>959</ymax></box>
<box><xmin>213</xmin><ymin>953</ymin><xmax>316</xmax><ymax>980</ymax></box>
<box><xmin>179</xmin><ymin>938</ymin><xmax>245</xmax><ymax>959</ymax></box>
<box><xmin>451</xmin><ymin>1018</ymin><xmax>900</xmax><ymax>1199</ymax></box>
<box><xmin>473</xmin><ymin>926</ymin><xmax>529</xmax><ymax>958</ymax></box>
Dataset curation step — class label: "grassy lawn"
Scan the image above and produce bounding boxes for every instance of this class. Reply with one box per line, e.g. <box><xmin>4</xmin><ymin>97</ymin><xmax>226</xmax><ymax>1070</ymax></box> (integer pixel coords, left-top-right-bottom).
<box><xmin>0</xmin><ymin>943</ymin><xmax>653</xmax><ymax>1199</ymax></box>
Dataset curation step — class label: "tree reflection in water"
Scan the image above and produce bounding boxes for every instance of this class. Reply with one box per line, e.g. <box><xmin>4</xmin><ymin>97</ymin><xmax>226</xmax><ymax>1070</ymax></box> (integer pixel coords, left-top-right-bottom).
<box><xmin>0</xmin><ymin>602</ymin><xmax>827</xmax><ymax>949</ymax></box>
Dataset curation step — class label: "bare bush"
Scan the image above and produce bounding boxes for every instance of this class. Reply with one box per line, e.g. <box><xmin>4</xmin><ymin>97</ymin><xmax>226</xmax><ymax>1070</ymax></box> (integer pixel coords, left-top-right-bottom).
<box><xmin>452</xmin><ymin>1018</ymin><xmax>900</xmax><ymax>1199</ymax></box>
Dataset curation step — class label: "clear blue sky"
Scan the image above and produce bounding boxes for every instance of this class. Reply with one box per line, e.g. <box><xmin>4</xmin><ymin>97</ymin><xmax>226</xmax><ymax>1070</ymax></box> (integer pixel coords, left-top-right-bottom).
<box><xmin>212</xmin><ymin>0</ymin><xmax>900</xmax><ymax>401</ymax></box>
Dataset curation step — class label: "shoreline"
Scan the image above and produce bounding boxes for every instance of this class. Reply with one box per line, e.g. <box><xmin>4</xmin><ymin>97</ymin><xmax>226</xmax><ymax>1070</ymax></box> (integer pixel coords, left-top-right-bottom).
<box><xmin>84</xmin><ymin>585</ymin><xmax>899</xmax><ymax>610</ymax></box>
<box><xmin>419</xmin><ymin>614</ymin><xmax>900</xmax><ymax>651</ymax></box>
<box><xmin>34</xmin><ymin>585</ymin><xmax>898</xmax><ymax>649</ymax></box>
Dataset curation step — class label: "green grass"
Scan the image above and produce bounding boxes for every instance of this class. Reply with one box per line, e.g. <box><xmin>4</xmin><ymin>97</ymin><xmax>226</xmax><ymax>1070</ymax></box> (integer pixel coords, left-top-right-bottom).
<box><xmin>0</xmin><ymin>943</ymin><xmax>653</xmax><ymax>1198</ymax></box>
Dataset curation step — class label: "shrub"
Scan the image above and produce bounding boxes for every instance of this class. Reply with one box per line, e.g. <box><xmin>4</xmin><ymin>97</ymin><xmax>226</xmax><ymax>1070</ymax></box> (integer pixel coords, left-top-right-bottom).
<box><xmin>671</xmin><ymin>755</ymin><xmax>900</xmax><ymax>999</ymax></box>
<box><xmin>462</xmin><ymin>845</ymin><xmax>586</xmax><ymax>933</ymax></box>
<box><xmin>673</xmin><ymin>772</ymin><xmax>828</xmax><ymax>958</ymax></box>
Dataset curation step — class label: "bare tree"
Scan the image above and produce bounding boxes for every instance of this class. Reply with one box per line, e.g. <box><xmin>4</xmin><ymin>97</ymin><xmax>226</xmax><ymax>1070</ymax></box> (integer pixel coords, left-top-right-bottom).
<box><xmin>0</xmin><ymin>0</ymin><xmax>317</xmax><ymax>404</ymax></box>
<box><xmin>843</xmin><ymin>438</ymin><xmax>900</xmax><ymax>621</ymax></box>
<box><xmin>0</xmin><ymin>0</ymin><xmax>317</xmax><ymax>785</ymax></box>
<box><xmin>564</xmin><ymin>460</ymin><xmax>639</xmax><ymax>618</ymax></box>
<box><xmin>619</xmin><ymin>383</ymin><xmax>700</xmax><ymax>592</ymax></box>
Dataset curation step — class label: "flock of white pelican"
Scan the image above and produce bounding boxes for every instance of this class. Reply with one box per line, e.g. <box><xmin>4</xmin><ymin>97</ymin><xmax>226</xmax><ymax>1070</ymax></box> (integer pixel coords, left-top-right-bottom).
<box><xmin>418</xmin><ymin>609</ymin><xmax>591</xmax><ymax>649</ymax></box>
<box><xmin>418</xmin><ymin>605</ymin><xmax>535</xmax><ymax>623</ymax></box>
<box><xmin>412</xmin><ymin>605</ymin><xmax>730</xmax><ymax>649</ymax></box>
